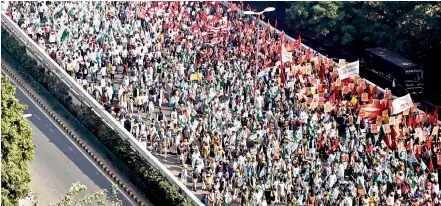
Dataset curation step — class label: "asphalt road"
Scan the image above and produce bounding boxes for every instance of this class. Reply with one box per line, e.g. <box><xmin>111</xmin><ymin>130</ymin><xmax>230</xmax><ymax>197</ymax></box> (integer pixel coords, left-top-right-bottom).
<box><xmin>7</xmin><ymin>74</ymin><xmax>138</xmax><ymax>206</ymax></box>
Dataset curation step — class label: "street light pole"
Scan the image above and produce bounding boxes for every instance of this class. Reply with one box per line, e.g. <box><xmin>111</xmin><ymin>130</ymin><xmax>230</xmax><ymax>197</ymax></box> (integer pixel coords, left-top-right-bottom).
<box><xmin>243</xmin><ymin>7</ymin><xmax>275</xmax><ymax>79</ymax></box>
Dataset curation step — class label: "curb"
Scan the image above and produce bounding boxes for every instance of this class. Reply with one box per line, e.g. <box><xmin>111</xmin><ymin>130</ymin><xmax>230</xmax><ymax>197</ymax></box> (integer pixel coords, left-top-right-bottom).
<box><xmin>1</xmin><ymin>64</ymin><xmax>145</xmax><ymax>206</ymax></box>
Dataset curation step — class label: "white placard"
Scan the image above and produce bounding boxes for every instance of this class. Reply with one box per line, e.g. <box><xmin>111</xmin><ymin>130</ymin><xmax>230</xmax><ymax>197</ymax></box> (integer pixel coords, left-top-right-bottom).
<box><xmin>392</xmin><ymin>94</ymin><xmax>413</xmax><ymax>114</ymax></box>
<box><xmin>338</xmin><ymin>60</ymin><xmax>359</xmax><ymax>80</ymax></box>
<box><xmin>281</xmin><ymin>44</ymin><xmax>292</xmax><ymax>63</ymax></box>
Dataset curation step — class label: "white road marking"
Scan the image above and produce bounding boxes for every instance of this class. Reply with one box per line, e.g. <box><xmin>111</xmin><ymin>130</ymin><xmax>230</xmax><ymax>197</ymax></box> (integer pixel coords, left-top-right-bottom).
<box><xmin>3</xmin><ymin>71</ymin><xmax>137</xmax><ymax>205</ymax></box>
<box><xmin>34</xmin><ymin>114</ymin><xmax>41</xmax><ymax>120</ymax></box>
<box><xmin>49</xmin><ymin>128</ymin><xmax>54</xmax><ymax>132</ymax></box>
<box><xmin>68</xmin><ymin>147</ymin><xmax>73</xmax><ymax>151</ymax></box>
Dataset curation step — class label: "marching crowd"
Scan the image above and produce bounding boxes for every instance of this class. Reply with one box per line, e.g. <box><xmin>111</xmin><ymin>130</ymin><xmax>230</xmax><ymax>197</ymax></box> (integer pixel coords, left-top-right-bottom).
<box><xmin>5</xmin><ymin>1</ymin><xmax>441</xmax><ymax>205</ymax></box>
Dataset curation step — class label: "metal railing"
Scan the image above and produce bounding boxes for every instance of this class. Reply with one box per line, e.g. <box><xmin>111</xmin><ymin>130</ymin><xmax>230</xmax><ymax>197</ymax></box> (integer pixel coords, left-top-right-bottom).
<box><xmin>1</xmin><ymin>4</ymin><xmax>438</xmax><ymax>204</ymax></box>
<box><xmin>1</xmin><ymin>13</ymin><xmax>203</xmax><ymax>206</ymax></box>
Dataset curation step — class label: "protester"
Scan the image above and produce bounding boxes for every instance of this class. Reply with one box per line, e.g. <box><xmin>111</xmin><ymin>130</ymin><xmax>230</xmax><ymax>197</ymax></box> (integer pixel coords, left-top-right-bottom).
<box><xmin>6</xmin><ymin>1</ymin><xmax>441</xmax><ymax>205</ymax></box>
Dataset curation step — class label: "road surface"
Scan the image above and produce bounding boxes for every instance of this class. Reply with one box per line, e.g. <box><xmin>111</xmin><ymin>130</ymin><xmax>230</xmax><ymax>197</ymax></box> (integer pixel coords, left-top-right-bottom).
<box><xmin>6</xmin><ymin>73</ymin><xmax>138</xmax><ymax>206</ymax></box>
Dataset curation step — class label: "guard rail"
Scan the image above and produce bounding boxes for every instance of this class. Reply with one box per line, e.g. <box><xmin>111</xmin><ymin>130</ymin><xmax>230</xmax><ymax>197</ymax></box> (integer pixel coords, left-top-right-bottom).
<box><xmin>0</xmin><ymin>12</ymin><xmax>203</xmax><ymax>206</ymax></box>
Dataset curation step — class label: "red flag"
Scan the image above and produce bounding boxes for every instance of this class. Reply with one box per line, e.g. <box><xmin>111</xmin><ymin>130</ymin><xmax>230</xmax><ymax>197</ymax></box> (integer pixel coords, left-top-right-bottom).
<box><xmin>401</xmin><ymin>183</ymin><xmax>408</xmax><ymax>194</ymax></box>
<box><xmin>327</xmin><ymin>138</ymin><xmax>339</xmax><ymax>154</ymax></box>
<box><xmin>415</xmin><ymin>145</ymin><xmax>422</xmax><ymax>160</ymax></box>
<box><xmin>407</xmin><ymin>114</ymin><xmax>414</xmax><ymax>127</ymax></box>
<box><xmin>372</xmin><ymin>86</ymin><xmax>377</xmax><ymax>98</ymax></box>
<box><xmin>405</xmin><ymin>140</ymin><xmax>413</xmax><ymax>150</ymax></box>
<box><xmin>306</xmin><ymin>48</ymin><xmax>311</xmax><ymax>62</ymax></box>
<box><xmin>359</xmin><ymin>104</ymin><xmax>383</xmax><ymax>119</ymax></box>
<box><xmin>279</xmin><ymin>31</ymin><xmax>285</xmax><ymax>53</ymax></box>
<box><xmin>425</xmin><ymin>136</ymin><xmax>432</xmax><ymax>149</ymax></box>
<box><xmin>280</xmin><ymin>63</ymin><xmax>286</xmax><ymax>84</ymax></box>
<box><xmin>433</xmin><ymin>107</ymin><xmax>438</xmax><ymax>123</ymax></box>
<box><xmin>296</xmin><ymin>35</ymin><xmax>302</xmax><ymax>48</ymax></box>
<box><xmin>429</xmin><ymin>157</ymin><xmax>434</xmax><ymax>172</ymax></box>
<box><xmin>275</xmin><ymin>19</ymin><xmax>278</xmax><ymax>29</ymax></box>
<box><xmin>384</xmin><ymin>134</ymin><xmax>392</xmax><ymax>148</ymax></box>
<box><xmin>391</xmin><ymin>128</ymin><xmax>398</xmax><ymax>150</ymax></box>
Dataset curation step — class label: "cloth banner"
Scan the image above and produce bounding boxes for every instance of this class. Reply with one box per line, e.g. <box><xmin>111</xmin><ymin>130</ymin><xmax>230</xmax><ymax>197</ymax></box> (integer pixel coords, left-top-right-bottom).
<box><xmin>338</xmin><ymin>61</ymin><xmax>359</xmax><ymax>80</ymax></box>
<box><xmin>359</xmin><ymin>103</ymin><xmax>383</xmax><ymax>119</ymax></box>
<box><xmin>392</xmin><ymin>94</ymin><xmax>413</xmax><ymax>114</ymax></box>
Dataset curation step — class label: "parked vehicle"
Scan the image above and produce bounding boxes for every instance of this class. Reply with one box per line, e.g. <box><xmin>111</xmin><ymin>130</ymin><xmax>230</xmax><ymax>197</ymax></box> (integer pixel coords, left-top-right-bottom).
<box><xmin>364</xmin><ymin>48</ymin><xmax>424</xmax><ymax>95</ymax></box>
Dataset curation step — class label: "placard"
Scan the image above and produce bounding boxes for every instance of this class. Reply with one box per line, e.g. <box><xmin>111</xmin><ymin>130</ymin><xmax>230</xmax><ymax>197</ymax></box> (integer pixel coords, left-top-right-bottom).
<box><xmin>338</xmin><ymin>59</ymin><xmax>346</xmax><ymax>67</ymax></box>
<box><xmin>392</xmin><ymin>94</ymin><xmax>413</xmax><ymax>114</ymax></box>
<box><xmin>342</xmin><ymin>86</ymin><xmax>349</xmax><ymax>95</ymax></box>
<box><xmin>376</xmin><ymin>116</ymin><xmax>383</xmax><ymax>125</ymax></box>
<box><xmin>360</xmin><ymin>81</ymin><xmax>366</xmax><ymax>89</ymax></box>
<box><xmin>371</xmin><ymin>124</ymin><xmax>378</xmax><ymax>133</ymax></box>
<box><xmin>362</xmin><ymin>93</ymin><xmax>368</xmax><ymax>102</ymax></box>
<box><xmin>308</xmin><ymin>77</ymin><xmax>316</xmax><ymax>85</ymax></box>
<box><xmin>338</xmin><ymin>61</ymin><xmax>360</xmax><ymax>80</ymax></box>
<box><xmin>319</xmin><ymin>97</ymin><xmax>325</xmax><ymax>105</ymax></box>
<box><xmin>411</xmin><ymin>104</ymin><xmax>417</xmax><ymax>113</ymax></box>
<box><xmin>328</xmin><ymin>58</ymin><xmax>334</xmax><ymax>67</ymax></box>
<box><xmin>403</xmin><ymin>109</ymin><xmax>409</xmax><ymax>116</ymax></box>
<box><xmin>383</xmin><ymin>124</ymin><xmax>391</xmax><ymax>134</ymax></box>
<box><xmin>318</xmin><ymin>84</ymin><xmax>324</xmax><ymax>92</ymax></box>
<box><xmin>432</xmin><ymin>126</ymin><xmax>439</xmax><ymax>136</ymax></box>
<box><xmin>324</xmin><ymin>102</ymin><xmax>332</xmax><ymax>113</ymax></box>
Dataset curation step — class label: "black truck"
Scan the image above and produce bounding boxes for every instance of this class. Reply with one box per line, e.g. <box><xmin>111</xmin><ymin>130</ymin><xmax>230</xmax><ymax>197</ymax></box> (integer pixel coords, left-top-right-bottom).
<box><xmin>363</xmin><ymin>48</ymin><xmax>424</xmax><ymax>96</ymax></box>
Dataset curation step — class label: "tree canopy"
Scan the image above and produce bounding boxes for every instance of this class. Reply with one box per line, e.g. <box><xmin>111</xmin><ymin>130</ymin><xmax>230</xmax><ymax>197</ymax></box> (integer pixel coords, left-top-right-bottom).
<box><xmin>26</xmin><ymin>182</ymin><xmax>122</xmax><ymax>206</ymax></box>
<box><xmin>285</xmin><ymin>2</ymin><xmax>441</xmax><ymax>61</ymax></box>
<box><xmin>1</xmin><ymin>76</ymin><xmax>35</xmax><ymax>206</ymax></box>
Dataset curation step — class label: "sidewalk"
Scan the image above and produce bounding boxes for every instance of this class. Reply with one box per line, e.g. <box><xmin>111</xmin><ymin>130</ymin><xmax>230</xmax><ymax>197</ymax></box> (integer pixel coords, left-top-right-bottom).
<box><xmin>1</xmin><ymin>59</ymin><xmax>153</xmax><ymax>206</ymax></box>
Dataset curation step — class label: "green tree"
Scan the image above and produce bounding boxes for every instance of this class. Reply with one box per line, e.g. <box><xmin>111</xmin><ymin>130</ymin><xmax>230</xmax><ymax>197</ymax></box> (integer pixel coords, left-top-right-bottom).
<box><xmin>55</xmin><ymin>182</ymin><xmax>122</xmax><ymax>206</ymax></box>
<box><xmin>1</xmin><ymin>76</ymin><xmax>35</xmax><ymax>206</ymax></box>
<box><xmin>27</xmin><ymin>182</ymin><xmax>122</xmax><ymax>206</ymax></box>
<box><xmin>285</xmin><ymin>2</ymin><xmax>441</xmax><ymax>60</ymax></box>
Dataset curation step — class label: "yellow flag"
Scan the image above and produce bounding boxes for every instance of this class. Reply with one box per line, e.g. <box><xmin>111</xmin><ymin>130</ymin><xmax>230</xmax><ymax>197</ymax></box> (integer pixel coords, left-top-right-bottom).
<box><xmin>190</xmin><ymin>73</ymin><xmax>200</xmax><ymax>81</ymax></box>
<box><xmin>351</xmin><ymin>96</ymin><xmax>358</xmax><ymax>105</ymax></box>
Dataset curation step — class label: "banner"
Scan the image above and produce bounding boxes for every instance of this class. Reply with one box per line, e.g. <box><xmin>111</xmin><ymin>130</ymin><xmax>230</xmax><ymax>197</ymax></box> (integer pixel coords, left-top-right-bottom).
<box><xmin>359</xmin><ymin>103</ymin><xmax>383</xmax><ymax>119</ymax></box>
<box><xmin>338</xmin><ymin>60</ymin><xmax>360</xmax><ymax>80</ymax></box>
<box><xmin>281</xmin><ymin>44</ymin><xmax>292</xmax><ymax>63</ymax></box>
<box><xmin>392</xmin><ymin>94</ymin><xmax>413</xmax><ymax>114</ymax></box>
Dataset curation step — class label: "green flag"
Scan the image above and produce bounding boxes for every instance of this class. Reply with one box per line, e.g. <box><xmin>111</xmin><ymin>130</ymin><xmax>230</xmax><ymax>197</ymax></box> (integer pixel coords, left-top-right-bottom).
<box><xmin>60</xmin><ymin>30</ymin><xmax>69</xmax><ymax>42</ymax></box>
<box><xmin>76</xmin><ymin>39</ymin><xmax>83</xmax><ymax>46</ymax></box>
<box><xmin>97</xmin><ymin>34</ymin><xmax>107</xmax><ymax>42</ymax></box>
<box><xmin>67</xmin><ymin>8</ymin><xmax>74</xmax><ymax>16</ymax></box>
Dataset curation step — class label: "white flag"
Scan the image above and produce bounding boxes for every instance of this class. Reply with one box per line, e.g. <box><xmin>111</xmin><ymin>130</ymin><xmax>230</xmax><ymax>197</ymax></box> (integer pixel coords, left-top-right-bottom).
<box><xmin>281</xmin><ymin>44</ymin><xmax>292</xmax><ymax>63</ymax></box>
<box><xmin>392</xmin><ymin>94</ymin><xmax>413</xmax><ymax>114</ymax></box>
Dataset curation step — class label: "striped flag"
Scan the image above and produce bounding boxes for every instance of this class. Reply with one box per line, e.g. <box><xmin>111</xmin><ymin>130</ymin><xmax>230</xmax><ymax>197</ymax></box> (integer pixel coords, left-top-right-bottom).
<box><xmin>60</xmin><ymin>29</ymin><xmax>69</xmax><ymax>42</ymax></box>
<box><xmin>67</xmin><ymin>8</ymin><xmax>74</xmax><ymax>16</ymax></box>
<box><xmin>97</xmin><ymin>33</ymin><xmax>107</xmax><ymax>42</ymax></box>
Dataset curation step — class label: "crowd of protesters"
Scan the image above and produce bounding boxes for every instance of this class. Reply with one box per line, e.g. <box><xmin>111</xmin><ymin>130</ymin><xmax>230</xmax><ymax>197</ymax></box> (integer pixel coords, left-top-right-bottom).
<box><xmin>5</xmin><ymin>1</ymin><xmax>441</xmax><ymax>205</ymax></box>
